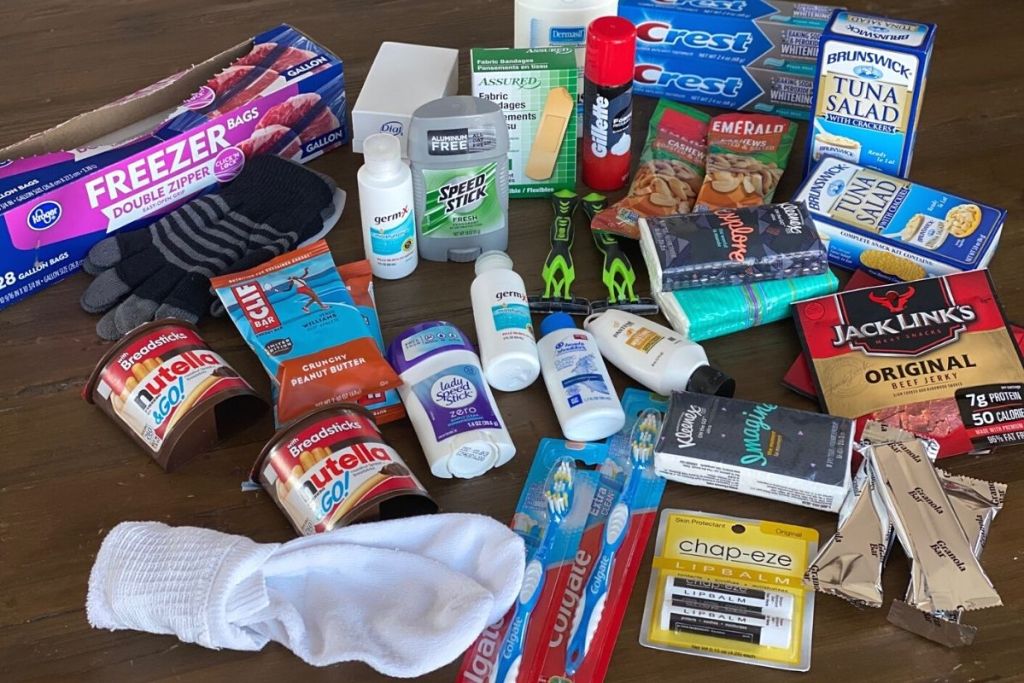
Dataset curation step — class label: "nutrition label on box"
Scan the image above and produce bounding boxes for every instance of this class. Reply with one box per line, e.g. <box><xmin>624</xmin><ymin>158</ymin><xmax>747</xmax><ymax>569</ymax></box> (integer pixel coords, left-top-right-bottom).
<box><xmin>956</xmin><ymin>384</ymin><xmax>1024</xmax><ymax>449</ymax></box>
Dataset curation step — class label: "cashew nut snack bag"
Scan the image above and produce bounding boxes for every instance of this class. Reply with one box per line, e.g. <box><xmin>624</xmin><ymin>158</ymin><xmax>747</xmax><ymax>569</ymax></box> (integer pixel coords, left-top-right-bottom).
<box><xmin>695</xmin><ymin>113</ymin><xmax>796</xmax><ymax>210</ymax></box>
<box><xmin>591</xmin><ymin>99</ymin><xmax>708</xmax><ymax>240</ymax></box>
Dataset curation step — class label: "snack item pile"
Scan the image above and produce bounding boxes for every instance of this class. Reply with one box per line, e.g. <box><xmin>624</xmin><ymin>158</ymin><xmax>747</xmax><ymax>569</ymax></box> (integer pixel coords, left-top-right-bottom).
<box><xmin>3</xmin><ymin>6</ymin><xmax>1019</xmax><ymax>680</ymax></box>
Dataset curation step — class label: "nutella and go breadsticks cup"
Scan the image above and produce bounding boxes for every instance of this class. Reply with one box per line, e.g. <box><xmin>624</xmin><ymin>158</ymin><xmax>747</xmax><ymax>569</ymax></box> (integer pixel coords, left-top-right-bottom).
<box><xmin>254</xmin><ymin>405</ymin><xmax>437</xmax><ymax>535</ymax></box>
<box><xmin>84</xmin><ymin>320</ymin><xmax>267</xmax><ymax>470</ymax></box>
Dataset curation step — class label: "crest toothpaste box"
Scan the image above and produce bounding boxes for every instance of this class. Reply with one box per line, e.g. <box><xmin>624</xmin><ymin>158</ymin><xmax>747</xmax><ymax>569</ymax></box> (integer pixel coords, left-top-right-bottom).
<box><xmin>0</xmin><ymin>24</ymin><xmax>349</xmax><ymax>311</ymax></box>
<box><xmin>619</xmin><ymin>0</ymin><xmax>839</xmax><ymax>119</ymax></box>
<box><xmin>807</xmin><ymin>11</ymin><xmax>936</xmax><ymax>178</ymax></box>
<box><xmin>794</xmin><ymin>157</ymin><xmax>1005</xmax><ymax>282</ymax></box>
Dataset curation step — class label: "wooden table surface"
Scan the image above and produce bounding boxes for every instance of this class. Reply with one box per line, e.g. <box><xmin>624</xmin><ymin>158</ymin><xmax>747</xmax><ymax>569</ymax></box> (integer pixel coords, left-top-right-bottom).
<box><xmin>2</xmin><ymin>1</ymin><xmax>1022</xmax><ymax>681</ymax></box>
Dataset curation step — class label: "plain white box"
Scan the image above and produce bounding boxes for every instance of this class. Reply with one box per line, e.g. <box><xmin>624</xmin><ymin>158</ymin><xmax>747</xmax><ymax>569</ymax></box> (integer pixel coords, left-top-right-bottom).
<box><xmin>352</xmin><ymin>42</ymin><xmax>459</xmax><ymax>157</ymax></box>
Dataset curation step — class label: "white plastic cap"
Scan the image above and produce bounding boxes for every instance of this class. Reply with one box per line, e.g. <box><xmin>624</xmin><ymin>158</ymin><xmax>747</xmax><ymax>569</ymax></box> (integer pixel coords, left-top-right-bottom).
<box><xmin>362</xmin><ymin>133</ymin><xmax>403</xmax><ymax>176</ymax></box>
<box><xmin>474</xmin><ymin>250</ymin><xmax>514</xmax><ymax>276</ymax></box>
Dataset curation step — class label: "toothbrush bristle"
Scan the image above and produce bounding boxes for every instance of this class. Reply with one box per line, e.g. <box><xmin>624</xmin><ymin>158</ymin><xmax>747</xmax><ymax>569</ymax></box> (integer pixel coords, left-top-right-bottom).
<box><xmin>630</xmin><ymin>411</ymin><xmax>662</xmax><ymax>465</ymax></box>
<box><xmin>545</xmin><ymin>459</ymin><xmax>575</xmax><ymax>521</ymax></box>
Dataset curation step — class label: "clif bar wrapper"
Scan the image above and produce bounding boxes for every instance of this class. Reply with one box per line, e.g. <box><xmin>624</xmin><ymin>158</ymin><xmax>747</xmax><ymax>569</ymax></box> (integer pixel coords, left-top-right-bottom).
<box><xmin>655</xmin><ymin>391</ymin><xmax>853</xmax><ymax>512</ymax></box>
<box><xmin>640</xmin><ymin>202</ymin><xmax>828</xmax><ymax>291</ymax></box>
<box><xmin>211</xmin><ymin>240</ymin><xmax>400</xmax><ymax>426</ymax></box>
<box><xmin>793</xmin><ymin>270</ymin><xmax>1024</xmax><ymax>457</ymax></box>
<box><xmin>865</xmin><ymin>440</ymin><xmax>1002</xmax><ymax>613</ymax></box>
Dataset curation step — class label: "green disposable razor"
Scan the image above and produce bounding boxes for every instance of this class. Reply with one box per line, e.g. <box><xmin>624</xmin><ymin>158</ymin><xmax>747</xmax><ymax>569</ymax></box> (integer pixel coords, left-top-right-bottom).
<box><xmin>529</xmin><ymin>189</ymin><xmax>591</xmax><ymax>315</ymax></box>
<box><xmin>582</xmin><ymin>193</ymin><xmax>660</xmax><ymax>316</ymax></box>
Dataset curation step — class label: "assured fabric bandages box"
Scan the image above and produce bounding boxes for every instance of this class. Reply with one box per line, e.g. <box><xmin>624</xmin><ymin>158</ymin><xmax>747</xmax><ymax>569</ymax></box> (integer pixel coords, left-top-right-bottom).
<box><xmin>806</xmin><ymin>11</ymin><xmax>936</xmax><ymax>178</ymax></box>
<box><xmin>0</xmin><ymin>24</ymin><xmax>348</xmax><ymax>311</ymax></box>
<box><xmin>471</xmin><ymin>47</ymin><xmax>577</xmax><ymax>197</ymax></box>
<box><xmin>619</xmin><ymin>0</ymin><xmax>838</xmax><ymax>120</ymax></box>
<box><xmin>352</xmin><ymin>42</ymin><xmax>459</xmax><ymax>157</ymax></box>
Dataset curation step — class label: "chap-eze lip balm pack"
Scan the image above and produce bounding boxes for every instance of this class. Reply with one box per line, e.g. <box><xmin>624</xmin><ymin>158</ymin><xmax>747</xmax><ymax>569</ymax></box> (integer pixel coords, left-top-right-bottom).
<box><xmin>0</xmin><ymin>24</ymin><xmax>348</xmax><ymax>311</ymax></box>
<box><xmin>471</xmin><ymin>47</ymin><xmax>578</xmax><ymax>197</ymax></box>
<box><xmin>619</xmin><ymin>0</ymin><xmax>837</xmax><ymax>120</ymax></box>
<box><xmin>807</xmin><ymin>11</ymin><xmax>936</xmax><ymax>178</ymax></box>
<box><xmin>352</xmin><ymin>42</ymin><xmax>459</xmax><ymax>157</ymax></box>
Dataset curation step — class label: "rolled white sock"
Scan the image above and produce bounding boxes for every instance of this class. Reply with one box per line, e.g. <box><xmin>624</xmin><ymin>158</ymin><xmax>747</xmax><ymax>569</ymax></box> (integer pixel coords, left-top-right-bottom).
<box><xmin>87</xmin><ymin>515</ymin><xmax>525</xmax><ymax>678</ymax></box>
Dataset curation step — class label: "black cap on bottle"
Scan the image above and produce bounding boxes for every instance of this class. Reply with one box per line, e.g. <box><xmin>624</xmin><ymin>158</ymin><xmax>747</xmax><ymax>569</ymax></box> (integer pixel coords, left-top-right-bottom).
<box><xmin>686</xmin><ymin>365</ymin><xmax>735</xmax><ymax>398</ymax></box>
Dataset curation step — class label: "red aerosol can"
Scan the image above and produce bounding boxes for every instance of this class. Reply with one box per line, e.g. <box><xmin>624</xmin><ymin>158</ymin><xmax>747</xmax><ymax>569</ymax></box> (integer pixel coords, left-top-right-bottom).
<box><xmin>582</xmin><ymin>16</ymin><xmax>636</xmax><ymax>192</ymax></box>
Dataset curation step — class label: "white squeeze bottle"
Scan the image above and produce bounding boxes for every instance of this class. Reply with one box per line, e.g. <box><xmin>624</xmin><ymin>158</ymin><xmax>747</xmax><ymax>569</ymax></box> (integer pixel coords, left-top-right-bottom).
<box><xmin>471</xmin><ymin>251</ymin><xmax>541</xmax><ymax>392</ymax></box>
<box><xmin>584</xmin><ymin>310</ymin><xmax>736</xmax><ymax>397</ymax></box>
<box><xmin>538</xmin><ymin>312</ymin><xmax>625</xmax><ymax>441</ymax></box>
<box><xmin>357</xmin><ymin>133</ymin><xmax>418</xmax><ymax>279</ymax></box>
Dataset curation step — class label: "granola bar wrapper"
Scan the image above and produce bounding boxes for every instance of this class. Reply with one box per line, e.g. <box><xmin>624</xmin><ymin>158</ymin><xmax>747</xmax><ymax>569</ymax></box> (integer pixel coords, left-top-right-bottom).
<box><xmin>695</xmin><ymin>113</ymin><xmax>796</xmax><ymax>211</ymax></box>
<box><xmin>804</xmin><ymin>422</ymin><xmax>939</xmax><ymax>608</ymax></box>
<box><xmin>866</xmin><ymin>440</ymin><xmax>1002</xmax><ymax>613</ymax></box>
<box><xmin>591</xmin><ymin>99</ymin><xmax>708</xmax><ymax>239</ymax></box>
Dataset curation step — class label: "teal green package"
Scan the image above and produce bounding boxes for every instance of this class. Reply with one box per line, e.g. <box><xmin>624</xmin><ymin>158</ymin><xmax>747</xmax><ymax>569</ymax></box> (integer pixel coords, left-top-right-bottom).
<box><xmin>471</xmin><ymin>47</ymin><xmax>578</xmax><ymax>198</ymax></box>
<box><xmin>657</xmin><ymin>271</ymin><xmax>839</xmax><ymax>342</ymax></box>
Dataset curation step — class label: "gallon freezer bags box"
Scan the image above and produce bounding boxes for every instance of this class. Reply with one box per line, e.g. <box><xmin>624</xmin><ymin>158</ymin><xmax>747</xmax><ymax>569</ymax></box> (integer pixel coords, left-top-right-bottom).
<box><xmin>0</xmin><ymin>24</ymin><xmax>349</xmax><ymax>311</ymax></box>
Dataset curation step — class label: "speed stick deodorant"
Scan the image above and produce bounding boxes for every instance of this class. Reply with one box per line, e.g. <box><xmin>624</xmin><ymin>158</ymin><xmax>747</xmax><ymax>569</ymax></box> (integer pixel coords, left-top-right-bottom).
<box><xmin>582</xmin><ymin>16</ymin><xmax>636</xmax><ymax>191</ymax></box>
<box><xmin>409</xmin><ymin>96</ymin><xmax>511</xmax><ymax>262</ymax></box>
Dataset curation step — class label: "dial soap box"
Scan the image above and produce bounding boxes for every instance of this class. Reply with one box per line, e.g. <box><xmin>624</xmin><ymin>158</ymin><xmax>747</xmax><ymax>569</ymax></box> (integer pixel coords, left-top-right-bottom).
<box><xmin>806</xmin><ymin>11</ymin><xmax>936</xmax><ymax>178</ymax></box>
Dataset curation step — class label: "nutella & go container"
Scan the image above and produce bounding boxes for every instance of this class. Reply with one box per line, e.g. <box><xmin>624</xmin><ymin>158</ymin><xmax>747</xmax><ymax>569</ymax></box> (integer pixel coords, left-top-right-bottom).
<box><xmin>84</xmin><ymin>320</ymin><xmax>267</xmax><ymax>470</ymax></box>
<box><xmin>254</xmin><ymin>405</ymin><xmax>438</xmax><ymax>535</ymax></box>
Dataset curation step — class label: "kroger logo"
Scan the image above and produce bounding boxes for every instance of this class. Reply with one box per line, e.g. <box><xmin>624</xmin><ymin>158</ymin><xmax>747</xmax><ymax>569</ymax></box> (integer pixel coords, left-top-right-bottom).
<box><xmin>853</xmin><ymin>65</ymin><xmax>883</xmax><ymax>79</ymax></box>
<box><xmin>380</xmin><ymin>121</ymin><xmax>404</xmax><ymax>135</ymax></box>
<box><xmin>27</xmin><ymin>201</ymin><xmax>62</xmax><ymax>231</ymax></box>
<box><xmin>827</xmin><ymin>179</ymin><xmax>846</xmax><ymax>196</ymax></box>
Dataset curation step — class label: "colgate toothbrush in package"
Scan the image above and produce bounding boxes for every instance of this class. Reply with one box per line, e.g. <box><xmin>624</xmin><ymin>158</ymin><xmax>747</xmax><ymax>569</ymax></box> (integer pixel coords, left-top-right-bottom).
<box><xmin>458</xmin><ymin>388</ymin><xmax>667</xmax><ymax>683</ymax></box>
<box><xmin>211</xmin><ymin>240</ymin><xmax>400</xmax><ymax>426</ymax></box>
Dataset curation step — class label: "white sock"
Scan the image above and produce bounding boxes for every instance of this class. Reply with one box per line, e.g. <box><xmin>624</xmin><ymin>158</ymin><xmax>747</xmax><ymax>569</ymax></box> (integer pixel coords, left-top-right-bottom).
<box><xmin>87</xmin><ymin>515</ymin><xmax>524</xmax><ymax>678</ymax></box>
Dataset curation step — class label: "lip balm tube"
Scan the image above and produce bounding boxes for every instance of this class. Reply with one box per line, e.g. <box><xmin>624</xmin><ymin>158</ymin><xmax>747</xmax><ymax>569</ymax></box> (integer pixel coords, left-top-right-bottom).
<box><xmin>665</xmin><ymin>576</ymin><xmax>795</xmax><ymax>619</ymax></box>
<box><xmin>662</xmin><ymin>608</ymin><xmax>792</xmax><ymax>648</ymax></box>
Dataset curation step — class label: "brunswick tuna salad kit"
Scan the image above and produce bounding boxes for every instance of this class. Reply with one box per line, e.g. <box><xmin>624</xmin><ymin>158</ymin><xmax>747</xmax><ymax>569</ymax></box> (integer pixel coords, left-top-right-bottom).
<box><xmin>5</xmin><ymin>3</ymin><xmax>1018</xmax><ymax>680</ymax></box>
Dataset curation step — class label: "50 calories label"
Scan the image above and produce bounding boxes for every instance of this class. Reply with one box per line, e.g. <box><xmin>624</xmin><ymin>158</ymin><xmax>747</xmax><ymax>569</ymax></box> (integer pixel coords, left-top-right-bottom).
<box><xmin>96</xmin><ymin>328</ymin><xmax>246</xmax><ymax>452</ymax></box>
<box><xmin>956</xmin><ymin>384</ymin><xmax>1024</xmax><ymax>449</ymax></box>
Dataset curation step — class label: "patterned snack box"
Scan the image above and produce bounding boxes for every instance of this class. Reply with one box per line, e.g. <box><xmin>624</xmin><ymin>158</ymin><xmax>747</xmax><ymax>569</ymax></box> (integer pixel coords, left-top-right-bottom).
<box><xmin>806</xmin><ymin>11</ymin><xmax>936</xmax><ymax>177</ymax></box>
<box><xmin>794</xmin><ymin>157</ymin><xmax>1005</xmax><ymax>282</ymax></box>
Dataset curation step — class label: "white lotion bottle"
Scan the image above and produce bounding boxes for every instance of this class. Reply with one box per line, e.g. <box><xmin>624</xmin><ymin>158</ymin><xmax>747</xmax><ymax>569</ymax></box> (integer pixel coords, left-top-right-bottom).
<box><xmin>357</xmin><ymin>133</ymin><xmax>418</xmax><ymax>279</ymax></box>
<box><xmin>471</xmin><ymin>251</ymin><xmax>541</xmax><ymax>392</ymax></box>
<box><xmin>584</xmin><ymin>310</ymin><xmax>735</xmax><ymax>397</ymax></box>
<box><xmin>538</xmin><ymin>312</ymin><xmax>625</xmax><ymax>441</ymax></box>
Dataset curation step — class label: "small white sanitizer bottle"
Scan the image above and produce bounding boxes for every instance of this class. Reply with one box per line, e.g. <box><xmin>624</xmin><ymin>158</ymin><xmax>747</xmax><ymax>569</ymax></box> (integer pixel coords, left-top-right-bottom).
<box><xmin>358</xmin><ymin>133</ymin><xmax>418</xmax><ymax>279</ymax></box>
<box><xmin>471</xmin><ymin>251</ymin><xmax>541</xmax><ymax>392</ymax></box>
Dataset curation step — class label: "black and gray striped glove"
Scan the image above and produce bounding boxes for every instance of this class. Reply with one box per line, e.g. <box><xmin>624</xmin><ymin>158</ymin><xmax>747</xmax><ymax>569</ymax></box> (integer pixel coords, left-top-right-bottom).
<box><xmin>80</xmin><ymin>155</ymin><xmax>337</xmax><ymax>340</ymax></box>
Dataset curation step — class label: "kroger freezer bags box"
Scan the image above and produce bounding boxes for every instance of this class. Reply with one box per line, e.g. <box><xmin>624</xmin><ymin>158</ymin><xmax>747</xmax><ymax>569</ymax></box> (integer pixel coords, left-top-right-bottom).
<box><xmin>620</xmin><ymin>0</ymin><xmax>837</xmax><ymax>119</ymax></box>
<box><xmin>0</xmin><ymin>24</ymin><xmax>348</xmax><ymax>310</ymax></box>
<box><xmin>806</xmin><ymin>11</ymin><xmax>936</xmax><ymax>178</ymax></box>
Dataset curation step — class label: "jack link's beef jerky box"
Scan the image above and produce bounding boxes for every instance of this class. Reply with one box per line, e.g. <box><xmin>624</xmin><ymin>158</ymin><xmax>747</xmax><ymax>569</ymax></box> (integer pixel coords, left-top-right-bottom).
<box><xmin>0</xmin><ymin>24</ymin><xmax>349</xmax><ymax>310</ymax></box>
<box><xmin>793</xmin><ymin>270</ymin><xmax>1024</xmax><ymax>457</ymax></box>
